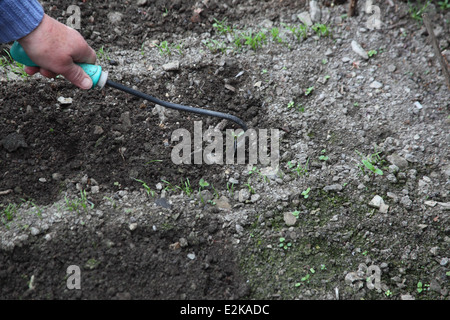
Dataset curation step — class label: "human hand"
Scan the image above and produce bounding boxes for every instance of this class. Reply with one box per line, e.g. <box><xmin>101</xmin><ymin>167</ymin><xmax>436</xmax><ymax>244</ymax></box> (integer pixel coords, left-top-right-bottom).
<box><xmin>18</xmin><ymin>14</ymin><xmax>97</xmax><ymax>89</ymax></box>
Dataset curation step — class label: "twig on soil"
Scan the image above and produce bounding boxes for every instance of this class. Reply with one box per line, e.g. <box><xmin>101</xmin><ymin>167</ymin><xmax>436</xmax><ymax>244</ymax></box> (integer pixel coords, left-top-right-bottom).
<box><xmin>0</xmin><ymin>189</ymin><xmax>13</xmax><ymax>196</ymax></box>
<box><xmin>348</xmin><ymin>0</ymin><xmax>358</xmax><ymax>17</ymax></box>
<box><xmin>422</xmin><ymin>13</ymin><xmax>450</xmax><ymax>91</ymax></box>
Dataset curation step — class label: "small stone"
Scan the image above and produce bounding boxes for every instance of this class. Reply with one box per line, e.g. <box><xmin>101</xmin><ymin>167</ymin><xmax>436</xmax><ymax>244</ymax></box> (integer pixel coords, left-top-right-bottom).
<box><xmin>309</xmin><ymin>1</ymin><xmax>322</xmax><ymax>22</ymax></box>
<box><xmin>369</xmin><ymin>195</ymin><xmax>383</xmax><ymax>208</ymax></box>
<box><xmin>120</xmin><ymin>112</ymin><xmax>131</xmax><ymax>128</ymax></box>
<box><xmin>297</xmin><ymin>12</ymin><xmax>313</xmax><ymax>26</ymax></box>
<box><xmin>250</xmin><ymin>194</ymin><xmax>260</xmax><ymax>203</ymax></box>
<box><xmin>30</xmin><ymin>227</ymin><xmax>40</xmax><ymax>236</ymax></box>
<box><xmin>162</xmin><ymin>61</ymin><xmax>180</xmax><ymax>71</ymax></box>
<box><xmin>94</xmin><ymin>125</ymin><xmax>104</xmax><ymax>135</ymax></box>
<box><xmin>387</xmin><ymin>153</ymin><xmax>409</xmax><ymax>170</ymax></box>
<box><xmin>129</xmin><ymin>223</ymin><xmax>138</xmax><ymax>231</ymax></box>
<box><xmin>414</xmin><ymin>101</ymin><xmax>423</xmax><ymax>109</ymax></box>
<box><xmin>179</xmin><ymin>237</ymin><xmax>188</xmax><ymax>247</ymax></box>
<box><xmin>323</xmin><ymin>184</ymin><xmax>343</xmax><ymax>192</ymax></box>
<box><xmin>369</xmin><ymin>81</ymin><xmax>383</xmax><ymax>89</ymax></box>
<box><xmin>187</xmin><ymin>253</ymin><xmax>196</xmax><ymax>260</ymax></box>
<box><xmin>107</xmin><ymin>12</ymin><xmax>123</xmax><ymax>24</ymax></box>
<box><xmin>39</xmin><ymin>178</ymin><xmax>47</xmax><ymax>183</ymax></box>
<box><xmin>52</xmin><ymin>173</ymin><xmax>62</xmax><ymax>181</ymax></box>
<box><xmin>351</xmin><ymin>40</ymin><xmax>369</xmax><ymax>60</ymax></box>
<box><xmin>238</xmin><ymin>189</ymin><xmax>250</xmax><ymax>202</ymax></box>
<box><xmin>1</xmin><ymin>133</ymin><xmax>28</xmax><ymax>152</ymax></box>
<box><xmin>400</xmin><ymin>195</ymin><xmax>413</xmax><ymax>208</ymax></box>
<box><xmin>283</xmin><ymin>212</ymin><xmax>297</xmax><ymax>226</ymax></box>
<box><xmin>136</xmin><ymin>0</ymin><xmax>147</xmax><ymax>6</ymax></box>
<box><xmin>215</xmin><ymin>196</ymin><xmax>231</xmax><ymax>210</ymax></box>
<box><xmin>401</xmin><ymin>294</ymin><xmax>415</xmax><ymax>300</ymax></box>
<box><xmin>57</xmin><ymin>96</ymin><xmax>73</xmax><ymax>105</ymax></box>
<box><xmin>91</xmin><ymin>186</ymin><xmax>100</xmax><ymax>194</ymax></box>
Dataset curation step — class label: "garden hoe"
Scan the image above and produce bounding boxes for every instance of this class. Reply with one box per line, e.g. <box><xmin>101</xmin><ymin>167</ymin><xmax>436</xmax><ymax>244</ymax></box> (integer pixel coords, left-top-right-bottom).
<box><xmin>10</xmin><ymin>41</ymin><xmax>248</xmax><ymax>131</ymax></box>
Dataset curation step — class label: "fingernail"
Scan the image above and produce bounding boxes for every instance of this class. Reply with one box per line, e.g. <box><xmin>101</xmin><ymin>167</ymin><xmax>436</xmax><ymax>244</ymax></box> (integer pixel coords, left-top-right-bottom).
<box><xmin>81</xmin><ymin>77</ymin><xmax>93</xmax><ymax>89</ymax></box>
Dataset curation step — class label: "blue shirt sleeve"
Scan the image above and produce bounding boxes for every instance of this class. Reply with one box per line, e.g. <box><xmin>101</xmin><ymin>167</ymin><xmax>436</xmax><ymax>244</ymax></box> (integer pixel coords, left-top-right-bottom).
<box><xmin>0</xmin><ymin>0</ymin><xmax>44</xmax><ymax>43</ymax></box>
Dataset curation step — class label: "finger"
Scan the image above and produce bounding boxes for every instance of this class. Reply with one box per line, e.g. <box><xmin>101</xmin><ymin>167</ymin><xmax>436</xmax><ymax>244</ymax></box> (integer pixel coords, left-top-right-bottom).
<box><xmin>61</xmin><ymin>63</ymin><xmax>93</xmax><ymax>89</ymax></box>
<box><xmin>24</xmin><ymin>66</ymin><xmax>40</xmax><ymax>75</ymax></box>
<box><xmin>39</xmin><ymin>68</ymin><xmax>58</xmax><ymax>79</ymax></box>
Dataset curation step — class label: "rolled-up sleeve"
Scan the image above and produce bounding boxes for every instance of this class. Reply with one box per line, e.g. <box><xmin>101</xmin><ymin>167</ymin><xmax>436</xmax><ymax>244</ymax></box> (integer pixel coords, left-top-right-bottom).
<box><xmin>0</xmin><ymin>0</ymin><xmax>44</xmax><ymax>43</ymax></box>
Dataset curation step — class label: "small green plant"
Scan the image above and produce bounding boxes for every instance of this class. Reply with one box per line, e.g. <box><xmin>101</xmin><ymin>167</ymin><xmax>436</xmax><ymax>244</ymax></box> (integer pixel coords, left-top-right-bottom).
<box><xmin>319</xmin><ymin>149</ymin><xmax>329</xmax><ymax>161</ymax></box>
<box><xmin>134</xmin><ymin>178</ymin><xmax>155</xmax><ymax>197</ymax></box>
<box><xmin>202</xmin><ymin>39</ymin><xmax>228</xmax><ymax>54</ymax></box>
<box><xmin>242</xmin><ymin>30</ymin><xmax>267</xmax><ymax>50</ymax></box>
<box><xmin>305</xmin><ymin>86</ymin><xmax>315</xmax><ymax>96</ymax></box>
<box><xmin>368</xmin><ymin>50</ymin><xmax>378</xmax><ymax>58</ymax></box>
<box><xmin>157</xmin><ymin>41</ymin><xmax>172</xmax><ymax>56</ymax></box>
<box><xmin>311</xmin><ymin>23</ymin><xmax>330</xmax><ymax>37</ymax></box>
<box><xmin>301</xmin><ymin>187</ymin><xmax>311</xmax><ymax>199</ymax></box>
<box><xmin>286</xmin><ymin>24</ymin><xmax>308</xmax><ymax>42</ymax></box>
<box><xmin>96</xmin><ymin>46</ymin><xmax>110</xmax><ymax>62</ymax></box>
<box><xmin>65</xmin><ymin>190</ymin><xmax>94</xmax><ymax>214</ymax></box>
<box><xmin>270</xmin><ymin>27</ymin><xmax>284</xmax><ymax>43</ymax></box>
<box><xmin>292</xmin><ymin>210</ymin><xmax>300</xmax><ymax>218</ymax></box>
<box><xmin>279</xmin><ymin>237</ymin><xmax>292</xmax><ymax>250</ymax></box>
<box><xmin>244</xmin><ymin>178</ymin><xmax>255</xmax><ymax>194</ymax></box>
<box><xmin>355</xmin><ymin>150</ymin><xmax>384</xmax><ymax>176</ymax></box>
<box><xmin>417</xmin><ymin>281</ymin><xmax>429</xmax><ymax>293</ymax></box>
<box><xmin>385</xmin><ymin>289</ymin><xmax>392</xmax><ymax>297</ymax></box>
<box><xmin>438</xmin><ymin>0</ymin><xmax>450</xmax><ymax>10</ymax></box>
<box><xmin>287</xmin><ymin>100</ymin><xmax>305</xmax><ymax>112</ymax></box>
<box><xmin>227</xmin><ymin>181</ymin><xmax>235</xmax><ymax>197</ymax></box>
<box><xmin>408</xmin><ymin>0</ymin><xmax>431</xmax><ymax>23</ymax></box>
<box><xmin>1</xmin><ymin>203</ymin><xmax>19</xmax><ymax>226</ymax></box>
<box><xmin>287</xmin><ymin>158</ymin><xmax>309</xmax><ymax>176</ymax></box>
<box><xmin>177</xmin><ymin>178</ymin><xmax>193</xmax><ymax>196</ymax></box>
<box><xmin>212</xmin><ymin>18</ymin><xmax>233</xmax><ymax>34</ymax></box>
<box><xmin>1</xmin><ymin>49</ymin><xmax>29</xmax><ymax>80</ymax></box>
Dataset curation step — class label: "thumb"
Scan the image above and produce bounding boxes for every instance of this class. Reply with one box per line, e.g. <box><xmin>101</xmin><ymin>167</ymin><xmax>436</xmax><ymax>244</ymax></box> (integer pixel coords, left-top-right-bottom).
<box><xmin>62</xmin><ymin>63</ymin><xmax>93</xmax><ymax>90</ymax></box>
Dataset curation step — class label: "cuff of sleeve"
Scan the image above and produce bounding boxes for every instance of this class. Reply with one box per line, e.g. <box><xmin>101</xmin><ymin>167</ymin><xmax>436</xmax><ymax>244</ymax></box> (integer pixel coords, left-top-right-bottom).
<box><xmin>0</xmin><ymin>0</ymin><xmax>44</xmax><ymax>43</ymax></box>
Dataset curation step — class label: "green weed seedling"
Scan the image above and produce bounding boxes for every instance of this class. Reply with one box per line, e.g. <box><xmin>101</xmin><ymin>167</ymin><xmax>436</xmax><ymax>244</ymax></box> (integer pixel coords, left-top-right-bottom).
<box><xmin>279</xmin><ymin>237</ymin><xmax>292</xmax><ymax>250</ymax></box>
<box><xmin>408</xmin><ymin>0</ymin><xmax>430</xmax><ymax>23</ymax></box>
<box><xmin>96</xmin><ymin>46</ymin><xmax>110</xmax><ymax>62</ymax></box>
<box><xmin>202</xmin><ymin>39</ymin><xmax>228</xmax><ymax>54</ymax></box>
<box><xmin>1</xmin><ymin>203</ymin><xmax>19</xmax><ymax>227</ymax></box>
<box><xmin>305</xmin><ymin>86</ymin><xmax>315</xmax><ymax>96</ymax></box>
<box><xmin>368</xmin><ymin>50</ymin><xmax>378</xmax><ymax>58</ymax></box>
<box><xmin>286</xmin><ymin>24</ymin><xmax>308</xmax><ymax>42</ymax></box>
<box><xmin>177</xmin><ymin>178</ymin><xmax>193</xmax><ymax>197</ymax></box>
<box><xmin>242</xmin><ymin>30</ymin><xmax>267</xmax><ymax>50</ymax></box>
<box><xmin>244</xmin><ymin>178</ymin><xmax>255</xmax><ymax>194</ymax></box>
<box><xmin>287</xmin><ymin>158</ymin><xmax>309</xmax><ymax>176</ymax></box>
<box><xmin>157</xmin><ymin>41</ymin><xmax>183</xmax><ymax>56</ymax></box>
<box><xmin>355</xmin><ymin>150</ymin><xmax>384</xmax><ymax>176</ymax></box>
<box><xmin>311</xmin><ymin>23</ymin><xmax>331</xmax><ymax>37</ymax></box>
<box><xmin>134</xmin><ymin>178</ymin><xmax>155</xmax><ymax>197</ymax></box>
<box><xmin>212</xmin><ymin>18</ymin><xmax>233</xmax><ymax>34</ymax></box>
<box><xmin>270</xmin><ymin>27</ymin><xmax>284</xmax><ymax>44</ymax></box>
<box><xmin>438</xmin><ymin>0</ymin><xmax>450</xmax><ymax>10</ymax></box>
<box><xmin>1</xmin><ymin>49</ymin><xmax>29</xmax><ymax>80</ymax></box>
<box><xmin>287</xmin><ymin>100</ymin><xmax>305</xmax><ymax>112</ymax></box>
<box><xmin>319</xmin><ymin>149</ymin><xmax>329</xmax><ymax>161</ymax></box>
<box><xmin>301</xmin><ymin>187</ymin><xmax>311</xmax><ymax>199</ymax></box>
<box><xmin>65</xmin><ymin>190</ymin><xmax>94</xmax><ymax>214</ymax></box>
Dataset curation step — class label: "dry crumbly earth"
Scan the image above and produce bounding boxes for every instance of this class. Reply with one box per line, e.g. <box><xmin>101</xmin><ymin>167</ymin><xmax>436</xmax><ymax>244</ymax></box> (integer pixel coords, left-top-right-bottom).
<box><xmin>0</xmin><ymin>0</ymin><xmax>449</xmax><ymax>300</ymax></box>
